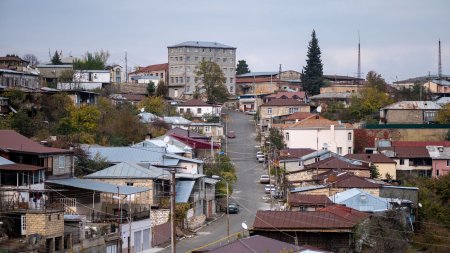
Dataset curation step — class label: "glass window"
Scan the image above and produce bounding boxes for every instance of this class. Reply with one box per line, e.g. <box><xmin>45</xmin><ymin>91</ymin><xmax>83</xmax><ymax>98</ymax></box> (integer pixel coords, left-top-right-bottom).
<box><xmin>229</xmin><ymin>85</ymin><xmax>234</xmax><ymax>92</ymax></box>
<box><xmin>180</xmin><ymin>108</ymin><xmax>184</xmax><ymax>113</ymax></box>
<box><xmin>337</xmin><ymin>147</ymin><xmax>342</xmax><ymax>155</ymax></box>
<box><xmin>348</xmin><ymin>147</ymin><xmax>352</xmax><ymax>154</ymax></box>
<box><xmin>195</xmin><ymin>57</ymin><xmax>199</xmax><ymax>61</ymax></box>
<box><xmin>447</xmin><ymin>160</ymin><xmax>450</xmax><ymax>166</ymax></box>
<box><xmin>348</xmin><ymin>132</ymin><xmax>352</xmax><ymax>141</ymax></box>
<box><xmin>186</xmin><ymin>77</ymin><xmax>190</xmax><ymax>83</ymax></box>
<box><xmin>230</xmin><ymin>77</ymin><xmax>234</xmax><ymax>83</ymax></box>
<box><xmin>58</xmin><ymin>156</ymin><xmax>65</xmax><ymax>169</ymax></box>
<box><xmin>285</xmin><ymin>132</ymin><xmax>289</xmax><ymax>141</ymax></box>
<box><xmin>197</xmin><ymin>108</ymin><xmax>202</xmax><ymax>114</ymax></box>
<box><xmin>186</xmin><ymin>56</ymin><xmax>190</xmax><ymax>61</ymax></box>
<box><xmin>399</xmin><ymin>159</ymin><xmax>404</xmax><ymax>165</ymax></box>
<box><xmin>268</xmin><ymin>108</ymin><xmax>272</xmax><ymax>114</ymax></box>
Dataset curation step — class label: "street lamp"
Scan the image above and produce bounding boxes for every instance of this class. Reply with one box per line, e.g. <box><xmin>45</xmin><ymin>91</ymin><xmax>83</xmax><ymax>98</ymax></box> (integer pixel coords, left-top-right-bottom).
<box><xmin>212</xmin><ymin>175</ymin><xmax>230</xmax><ymax>242</ymax></box>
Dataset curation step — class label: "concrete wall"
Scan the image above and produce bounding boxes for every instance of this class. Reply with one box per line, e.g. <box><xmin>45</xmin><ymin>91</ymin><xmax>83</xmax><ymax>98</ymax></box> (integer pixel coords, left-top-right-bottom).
<box><xmin>51</xmin><ymin>154</ymin><xmax>73</xmax><ymax>177</ymax></box>
<box><xmin>385</xmin><ymin>110</ymin><xmax>424</xmax><ymax>124</ymax></box>
<box><xmin>375</xmin><ymin>163</ymin><xmax>397</xmax><ymax>180</ymax></box>
<box><xmin>121</xmin><ymin>218</ymin><xmax>152</xmax><ymax>253</ymax></box>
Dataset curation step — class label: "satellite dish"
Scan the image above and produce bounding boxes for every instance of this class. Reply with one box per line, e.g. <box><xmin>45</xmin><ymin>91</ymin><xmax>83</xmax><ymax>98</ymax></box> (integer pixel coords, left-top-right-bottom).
<box><xmin>418</xmin><ymin>203</ymin><xmax>422</xmax><ymax>208</ymax></box>
<box><xmin>241</xmin><ymin>222</ymin><xmax>248</xmax><ymax>230</ymax></box>
<box><xmin>140</xmin><ymin>108</ymin><xmax>145</xmax><ymax>113</ymax></box>
<box><xmin>163</xmin><ymin>136</ymin><xmax>170</xmax><ymax>144</ymax></box>
<box><xmin>317</xmin><ymin>106</ymin><xmax>322</xmax><ymax>113</ymax></box>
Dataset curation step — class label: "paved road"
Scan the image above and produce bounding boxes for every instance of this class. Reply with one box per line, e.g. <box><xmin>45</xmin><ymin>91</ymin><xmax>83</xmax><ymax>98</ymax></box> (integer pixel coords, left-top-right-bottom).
<box><xmin>158</xmin><ymin>110</ymin><xmax>269</xmax><ymax>253</ymax></box>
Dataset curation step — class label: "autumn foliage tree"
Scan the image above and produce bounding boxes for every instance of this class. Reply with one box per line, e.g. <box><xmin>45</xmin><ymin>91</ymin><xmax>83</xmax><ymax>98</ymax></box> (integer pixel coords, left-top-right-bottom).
<box><xmin>195</xmin><ymin>61</ymin><xmax>229</xmax><ymax>103</ymax></box>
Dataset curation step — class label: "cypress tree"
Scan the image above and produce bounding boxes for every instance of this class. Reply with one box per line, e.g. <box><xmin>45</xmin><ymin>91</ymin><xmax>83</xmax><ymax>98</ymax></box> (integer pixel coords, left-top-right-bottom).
<box><xmin>301</xmin><ymin>30</ymin><xmax>324</xmax><ymax>96</ymax></box>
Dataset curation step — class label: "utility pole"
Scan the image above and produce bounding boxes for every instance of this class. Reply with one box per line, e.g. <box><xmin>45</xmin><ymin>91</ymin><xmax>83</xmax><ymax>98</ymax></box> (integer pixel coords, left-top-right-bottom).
<box><xmin>438</xmin><ymin>39</ymin><xmax>442</xmax><ymax>80</ymax></box>
<box><xmin>226</xmin><ymin>180</ymin><xmax>230</xmax><ymax>242</ymax></box>
<box><xmin>170</xmin><ymin>169</ymin><xmax>176</xmax><ymax>253</ymax></box>
<box><xmin>125</xmin><ymin>50</ymin><xmax>128</xmax><ymax>83</ymax></box>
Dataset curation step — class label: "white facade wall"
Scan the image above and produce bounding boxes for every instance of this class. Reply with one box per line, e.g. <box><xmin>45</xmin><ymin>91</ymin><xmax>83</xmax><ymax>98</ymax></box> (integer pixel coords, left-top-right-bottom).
<box><xmin>74</xmin><ymin>71</ymin><xmax>110</xmax><ymax>83</ymax></box>
<box><xmin>120</xmin><ymin>218</ymin><xmax>152</xmax><ymax>253</ymax></box>
<box><xmin>177</xmin><ymin>106</ymin><xmax>221</xmax><ymax>117</ymax></box>
<box><xmin>284</xmin><ymin>126</ymin><xmax>354</xmax><ymax>155</ymax></box>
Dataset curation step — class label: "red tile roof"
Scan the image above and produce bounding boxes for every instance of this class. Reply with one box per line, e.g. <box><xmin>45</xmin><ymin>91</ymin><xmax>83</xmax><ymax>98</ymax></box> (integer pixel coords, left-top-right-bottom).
<box><xmin>0</xmin><ymin>130</ymin><xmax>72</xmax><ymax>155</ymax></box>
<box><xmin>289</xmin><ymin>194</ymin><xmax>333</xmax><ymax>206</ymax></box>
<box><xmin>305</xmin><ymin>157</ymin><xmax>370</xmax><ymax>171</ymax></box>
<box><xmin>167</xmin><ymin>127</ymin><xmax>208</xmax><ymax>139</ymax></box>
<box><xmin>393</xmin><ymin>141</ymin><xmax>450</xmax><ymax>147</ymax></box>
<box><xmin>345</xmin><ymin>153</ymin><xmax>396</xmax><ymax>164</ymax></box>
<box><xmin>253</xmin><ymin>210</ymin><xmax>367</xmax><ymax>230</ymax></box>
<box><xmin>279</xmin><ymin>148</ymin><xmax>315</xmax><ymax>159</ymax></box>
<box><xmin>288</xmin><ymin>115</ymin><xmax>353</xmax><ymax>129</ymax></box>
<box><xmin>261</xmin><ymin>98</ymin><xmax>308</xmax><ymax>107</ymax></box>
<box><xmin>266</xmin><ymin>91</ymin><xmax>306</xmax><ymax>99</ymax></box>
<box><xmin>170</xmin><ymin>133</ymin><xmax>220</xmax><ymax>149</ymax></box>
<box><xmin>178</xmin><ymin>99</ymin><xmax>212</xmax><ymax>107</ymax></box>
<box><xmin>331</xmin><ymin>173</ymin><xmax>380</xmax><ymax>188</ymax></box>
<box><xmin>129</xmin><ymin>63</ymin><xmax>168</xmax><ymax>74</ymax></box>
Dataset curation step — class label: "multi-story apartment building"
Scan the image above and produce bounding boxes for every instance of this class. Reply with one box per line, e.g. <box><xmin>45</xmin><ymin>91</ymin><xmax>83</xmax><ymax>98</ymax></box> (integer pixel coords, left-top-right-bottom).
<box><xmin>167</xmin><ymin>41</ymin><xmax>236</xmax><ymax>99</ymax></box>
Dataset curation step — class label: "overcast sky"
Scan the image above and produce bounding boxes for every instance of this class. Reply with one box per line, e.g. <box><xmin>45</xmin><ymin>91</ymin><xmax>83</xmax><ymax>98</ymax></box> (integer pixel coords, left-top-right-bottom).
<box><xmin>1</xmin><ymin>0</ymin><xmax>449</xmax><ymax>82</ymax></box>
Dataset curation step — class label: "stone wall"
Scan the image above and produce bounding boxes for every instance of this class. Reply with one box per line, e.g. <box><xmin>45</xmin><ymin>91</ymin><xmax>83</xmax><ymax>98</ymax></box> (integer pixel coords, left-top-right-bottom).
<box><xmin>150</xmin><ymin>210</ymin><xmax>169</xmax><ymax>226</ymax></box>
<box><xmin>26</xmin><ymin>212</ymin><xmax>64</xmax><ymax>237</ymax></box>
<box><xmin>93</xmin><ymin>178</ymin><xmax>154</xmax><ymax>205</ymax></box>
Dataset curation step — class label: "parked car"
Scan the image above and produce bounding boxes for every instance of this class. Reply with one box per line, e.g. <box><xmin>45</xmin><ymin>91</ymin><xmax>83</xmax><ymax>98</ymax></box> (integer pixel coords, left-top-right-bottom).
<box><xmin>228</xmin><ymin>203</ymin><xmax>239</xmax><ymax>214</ymax></box>
<box><xmin>246</xmin><ymin>110</ymin><xmax>257</xmax><ymax>115</ymax></box>
<box><xmin>259</xmin><ymin>174</ymin><xmax>270</xmax><ymax>184</ymax></box>
<box><xmin>227</xmin><ymin>131</ymin><xmax>236</xmax><ymax>138</ymax></box>
<box><xmin>256</xmin><ymin>151</ymin><xmax>265</xmax><ymax>162</ymax></box>
<box><xmin>265</xmin><ymin>184</ymin><xmax>276</xmax><ymax>194</ymax></box>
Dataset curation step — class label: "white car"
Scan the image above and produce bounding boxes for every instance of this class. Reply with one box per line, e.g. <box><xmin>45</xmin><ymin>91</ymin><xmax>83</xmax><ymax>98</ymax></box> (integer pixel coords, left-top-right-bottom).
<box><xmin>264</xmin><ymin>184</ymin><xmax>276</xmax><ymax>194</ymax></box>
<box><xmin>256</xmin><ymin>151</ymin><xmax>265</xmax><ymax>162</ymax></box>
<box><xmin>259</xmin><ymin>174</ymin><xmax>270</xmax><ymax>184</ymax></box>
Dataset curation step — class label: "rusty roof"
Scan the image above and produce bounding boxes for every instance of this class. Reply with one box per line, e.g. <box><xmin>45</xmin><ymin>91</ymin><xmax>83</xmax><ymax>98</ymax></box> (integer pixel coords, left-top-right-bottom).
<box><xmin>318</xmin><ymin>205</ymin><xmax>370</xmax><ymax>223</ymax></box>
<box><xmin>129</xmin><ymin>63</ymin><xmax>168</xmax><ymax>74</ymax></box>
<box><xmin>203</xmin><ymin>235</ymin><xmax>305</xmax><ymax>253</ymax></box>
<box><xmin>283</xmin><ymin>112</ymin><xmax>315</xmax><ymax>121</ymax></box>
<box><xmin>253</xmin><ymin>210</ymin><xmax>366</xmax><ymax>230</ymax></box>
<box><xmin>261</xmin><ymin>98</ymin><xmax>308</xmax><ymax>107</ymax></box>
<box><xmin>0</xmin><ymin>130</ymin><xmax>72</xmax><ymax>155</ymax></box>
<box><xmin>279</xmin><ymin>148</ymin><xmax>315</xmax><ymax>160</ymax></box>
<box><xmin>0</xmin><ymin>163</ymin><xmax>44</xmax><ymax>171</ymax></box>
<box><xmin>393</xmin><ymin>141</ymin><xmax>450</xmax><ymax>147</ymax></box>
<box><xmin>287</xmin><ymin>115</ymin><xmax>352</xmax><ymax>129</ymax></box>
<box><xmin>393</xmin><ymin>146</ymin><xmax>430</xmax><ymax>158</ymax></box>
<box><xmin>305</xmin><ymin>156</ymin><xmax>370</xmax><ymax>171</ymax></box>
<box><xmin>266</xmin><ymin>91</ymin><xmax>306</xmax><ymax>99</ymax></box>
<box><xmin>345</xmin><ymin>153</ymin><xmax>396</xmax><ymax>164</ymax></box>
<box><xmin>289</xmin><ymin>194</ymin><xmax>333</xmax><ymax>206</ymax></box>
<box><xmin>331</xmin><ymin>173</ymin><xmax>381</xmax><ymax>188</ymax></box>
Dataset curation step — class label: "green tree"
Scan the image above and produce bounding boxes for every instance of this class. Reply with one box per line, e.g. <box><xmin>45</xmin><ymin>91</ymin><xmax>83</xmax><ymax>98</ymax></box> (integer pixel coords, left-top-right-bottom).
<box><xmin>301</xmin><ymin>30</ymin><xmax>324</xmax><ymax>96</ymax></box>
<box><xmin>366</xmin><ymin>70</ymin><xmax>388</xmax><ymax>92</ymax></box>
<box><xmin>138</xmin><ymin>96</ymin><xmax>166</xmax><ymax>116</ymax></box>
<box><xmin>147</xmin><ymin>81</ymin><xmax>156</xmax><ymax>96</ymax></box>
<box><xmin>2</xmin><ymin>88</ymin><xmax>26</xmax><ymax>109</ymax></box>
<box><xmin>436</xmin><ymin>103</ymin><xmax>450</xmax><ymax>124</ymax></box>
<box><xmin>195</xmin><ymin>61</ymin><xmax>229</xmax><ymax>103</ymax></box>
<box><xmin>51</xmin><ymin>51</ymin><xmax>62</xmax><ymax>65</ymax></box>
<box><xmin>370</xmin><ymin>164</ymin><xmax>380</xmax><ymax>179</ymax></box>
<box><xmin>156</xmin><ymin>80</ymin><xmax>168</xmax><ymax>97</ymax></box>
<box><xmin>236</xmin><ymin>60</ymin><xmax>250</xmax><ymax>75</ymax></box>
<box><xmin>268</xmin><ymin>128</ymin><xmax>285</xmax><ymax>150</ymax></box>
<box><xmin>73</xmin><ymin>50</ymin><xmax>109</xmax><ymax>70</ymax></box>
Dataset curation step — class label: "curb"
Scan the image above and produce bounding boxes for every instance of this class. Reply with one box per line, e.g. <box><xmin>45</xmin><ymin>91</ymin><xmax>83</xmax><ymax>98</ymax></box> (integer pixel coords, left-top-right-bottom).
<box><xmin>193</xmin><ymin>213</ymin><xmax>225</xmax><ymax>233</ymax></box>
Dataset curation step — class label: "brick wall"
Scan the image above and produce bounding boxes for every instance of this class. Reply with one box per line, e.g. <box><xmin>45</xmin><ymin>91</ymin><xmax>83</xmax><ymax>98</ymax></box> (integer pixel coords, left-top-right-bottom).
<box><xmin>26</xmin><ymin>212</ymin><xmax>64</xmax><ymax>237</ymax></box>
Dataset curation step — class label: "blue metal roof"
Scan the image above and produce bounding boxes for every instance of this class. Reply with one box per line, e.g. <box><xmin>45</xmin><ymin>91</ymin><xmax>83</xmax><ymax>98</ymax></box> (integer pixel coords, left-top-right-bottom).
<box><xmin>46</xmin><ymin>178</ymin><xmax>150</xmax><ymax>195</ymax></box>
<box><xmin>0</xmin><ymin>156</ymin><xmax>14</xmax><ymax>165</ymax></box>
<box><xmin>330</xmin><ymin>188</ymin><xmax>389</xmax><ymax>212</ymax></box>
<box><xmin>176</xmin><ymin>180</ymin><xmax>195</xmax><ymax>203</ymax></box>
<box><xmin>84</xmin><ymin>162</ymin><xmax>170</xmax><ymax>179</ymax></box>
<box><xmin>168</xmin><ymin>41</ymin><xmax>235</xmax><ymax>49</ymax></box>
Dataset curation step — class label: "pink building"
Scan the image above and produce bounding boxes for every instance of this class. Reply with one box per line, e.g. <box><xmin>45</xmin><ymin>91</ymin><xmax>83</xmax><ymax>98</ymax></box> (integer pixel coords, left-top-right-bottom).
<box><xmin>426</xmin><ymin>146</ymin><xmax>450</xmax><ymax>177</ymax></box>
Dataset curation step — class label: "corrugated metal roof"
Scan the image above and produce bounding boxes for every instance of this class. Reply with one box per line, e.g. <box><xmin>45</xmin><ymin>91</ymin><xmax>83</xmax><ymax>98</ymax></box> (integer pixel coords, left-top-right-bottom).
<box><xmin>382</xmin><ymin>101</ymin><xmax>441</xmax><ymax>110</ymax></box>
<box><xmin>310</xmin><ymin>92</ymin><xmax>354</xmax><ymax>99</ymax></box>
<box><xmin>132</xmin><ymin>140</ymin><xmax>185</xmax><ymax>154</ymax></box>
<box><xmin>436</xmin><ymin>97</ymin><xmax>450</xmax><ymax>106</ymax></box>
<box><xmin>163</xmin><ymin>116</ymin><xmax>192</xmax><ymax>125</ymax></box>
<box><xmin>330</xmin><ymin>188</ymin><xmax>389</xmax><ymax>212</ymax></box>
<box><xmin>432</xmin><ymin>79</ymin><xmax>450</xmax><ymax>86</ymax></box>
<box><xmin>204</xmin><ymin>178</ymin><xmax>219</xmax><ymax>185</ymax></box>
<box><xmin>426</xmin><ymin>146</ymin><xmax>450</xmax><ymax>159</ymax></box>
<box><xmin>84</xmin><ymin>162</ymin><xmax>170</xmax><ymax>179</ymax></box>
<box><xmin>176</xmin><ymin>180</ymin><xmax>195</xmax><ymax>203</ymax></box>
<box><xmin>85</xmin><ymin>146</ymin><xmax>165</xmax><ymax>164</ymax></box>
<box><xmin>46</xmin><ymin>178</ymin><xmax>149</xmax><ymax>195</ymax></box>
<box><xmin>168</xmin><ymin>41</ymin><xmax>235</xmax><ymax>49</ymax></box>
<box><xmin>138</xmin><ymin>112</ymin><xmax>161</xmax><ymax>123</ymax></box>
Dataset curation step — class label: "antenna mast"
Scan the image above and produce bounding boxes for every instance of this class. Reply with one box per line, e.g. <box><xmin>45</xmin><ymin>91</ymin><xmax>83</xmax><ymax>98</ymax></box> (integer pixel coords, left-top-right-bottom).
<box><xmin>438</xmin><ymin>39</ymin><xmax>442</xmax><ymax>80</ymax></box>
<box><xmin>357</xmin><ymin>31</ymin><xmax>361</xmax><ymax>82</ymax></box>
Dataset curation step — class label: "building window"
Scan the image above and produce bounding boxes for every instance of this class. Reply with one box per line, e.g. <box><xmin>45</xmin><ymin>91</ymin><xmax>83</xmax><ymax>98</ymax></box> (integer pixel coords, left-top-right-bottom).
<box><xmin>180</xmin><ymin>57</ymin><xmax>183</xmax><ymax>61</ymax></box>
<box><xmin>161</xmin><ymin>73</ymin><xmax>164</xmax><ymax>78</ymax></box>
<box><xmin>202</xmin><ymin>48</ymin><xmax>205</xmax><ymax>52</ymax></box>
<box><xmin>230</xmin><ymin>77</ymin><xmax>234</xmax><ymax>83</ymax></box>
<box><xmin>437</xmin><ymin>170</ymin><xmax>440</xmax><ymax>176</ymax></box>
<box><xmin>186</xmin><ymin>56</ymin><xmax>190</xmax><ymax>61</ymax></box>
<box><xmin>180</xmin><ymin>108</ymin><xmax>184</xmax><ymax>113</ymax></box>
<box><xmin>289</xmin><ymin>107</ymin><xmax>299</xmax><ymax>114</ymax></box>
<box><xmin>180</xmin><ymin>77</ymin><xmax>183</xmax><ymax>83</ymax></box>
<box><xmin>267</xmin><ymin>108</ymin><xmax>272</xmax><ymax>115</ymax></box>
<box><xmin>48</xmin><ymin>215</ymin><xmax>52</xmax><ymax>221</ymax></box>
<box><xmin>223</xmin><ymin>58</ymin><xmax>227</xmax><ymax>63</ymax></box>
<box><xmin>59</xmin><ymin>156</ymin><xmax>65</xmax><ymax>169</ymax></box>
<box><xmin>186</xmin><ymin>48</ymin><xmax>190</xmax><ymax>52</ymax></box>
<box><xmin>285</xmin><ymin>132</ymin><xmax>289</xmax><ymax>141</ymax></box>
<box><xmin>348</xmin><ymin>147</ymin><xmax>352</xmax><ymax>154</ymax></box>
<box><xmin>229</xmin><ymin>86</ymin><xmax>234</xmax><ymax>93</ymax></box>
<box><xmin>204</xmin><ymin>126</ymin><xmax>211</xmax><ymax>133</ymax></box>
<box><xmin>186</xmin><ymin>77</ymin><xmax>190</xmax><ymax>83</ymax></box>
<box><xmin>171</xmin><ymin>77</ymin><xmax>174</xmax><ymax>84</ymax></box>
<box><xmin>175</xmin><ymin>77</ymin><xmax>179</xmax><ymax>83</ymax></box>
<box><xmin>197</xmin><ymin>108</ymin><xmax>202</xmax><ymax>114</ymax></box>
<box><xmin>447</xmin><ymin>160</ymin><xmax>450</xmax><ymax>166</ymax></box>
<box><xmin>337</xmin><ymin>147</ymin><xmax>342</xmax><ymax>155</ymax></box>
<box><xmin>195</xmin><ymin>57</ymin><xmax>199</xmax><ymax>61</ymax></box>
<box><xmin>348</xmin><ymin>132</ymin><xmax>352</xmax><ymax>141</ymax></box>
<box><xmin>186</xmin><ymin>108</ymin><xmax>191</xmax><ymax>114</ymax></box>
<box><xmin>175</xmin><ymin>57</ymin><xmax>178</xmax><ymax>61</ymax></box>
<box><xmin>400</xmin><ymin>159</ymin><xmax>404</xmax><ymax>165</ymax></box>
<box><xmin>126</xmin><ymin>182</ymin><xmax>134</xmax><ymax>186</ymax></box>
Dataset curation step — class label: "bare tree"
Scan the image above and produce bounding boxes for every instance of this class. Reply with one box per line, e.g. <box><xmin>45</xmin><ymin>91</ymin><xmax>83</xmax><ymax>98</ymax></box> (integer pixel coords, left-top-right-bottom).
<box><xmin>22</xmin><ymin>54</ymin><xmax>40</xmax><ymax>66</ymax></box>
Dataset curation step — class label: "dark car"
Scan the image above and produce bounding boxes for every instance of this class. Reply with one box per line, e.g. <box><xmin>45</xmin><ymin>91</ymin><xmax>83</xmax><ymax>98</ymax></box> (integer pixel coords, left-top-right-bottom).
<box><xmin>228</xmin><ymin>203</ymin><xmax>239</xmax><ymax>214</ymax></box>
<box><xmin>227</xmin><ymin>131</ymin><xmax>236</xmax><ymax>138</ymax></box>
